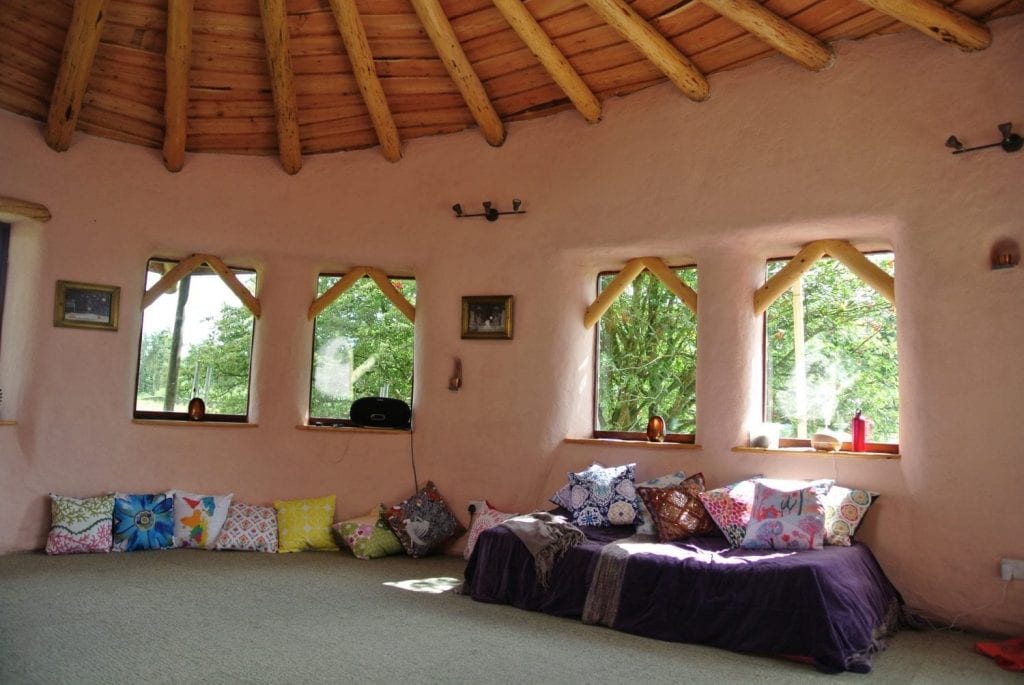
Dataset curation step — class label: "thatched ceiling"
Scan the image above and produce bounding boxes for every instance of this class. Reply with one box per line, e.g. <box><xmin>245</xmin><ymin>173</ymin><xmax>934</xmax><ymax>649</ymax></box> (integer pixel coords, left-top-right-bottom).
<box><xmin>0</xmin><ymin>0</ymin><xmax>1020</xmax><ymax>174</ymax></box>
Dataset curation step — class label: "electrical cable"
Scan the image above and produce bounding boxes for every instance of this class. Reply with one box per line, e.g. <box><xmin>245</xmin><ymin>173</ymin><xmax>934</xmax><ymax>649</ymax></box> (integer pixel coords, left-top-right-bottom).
<box><xmin>409</xmin><ymin>429</ymin><xmax>419</xmax><ymax>493</ymax></box>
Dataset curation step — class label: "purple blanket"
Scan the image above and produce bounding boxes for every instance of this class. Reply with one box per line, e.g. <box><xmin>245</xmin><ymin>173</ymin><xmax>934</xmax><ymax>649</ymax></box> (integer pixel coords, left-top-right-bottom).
<box><xmin>463</xmin><ymin>523</ymin><xmax>903</xmax><ymax>673</ymax></box>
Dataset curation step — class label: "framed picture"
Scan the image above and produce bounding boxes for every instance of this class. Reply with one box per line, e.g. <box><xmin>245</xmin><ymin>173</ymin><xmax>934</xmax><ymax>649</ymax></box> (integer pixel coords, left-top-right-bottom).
<box><xmin>54</xmin><ymin>280</ymin><xmax>120</xmax><ymax>331</ymax></box>
<box><xmin>462</xmin><ymin>295</ymin><xmax>513</xmax><ymax>340</ymax></box>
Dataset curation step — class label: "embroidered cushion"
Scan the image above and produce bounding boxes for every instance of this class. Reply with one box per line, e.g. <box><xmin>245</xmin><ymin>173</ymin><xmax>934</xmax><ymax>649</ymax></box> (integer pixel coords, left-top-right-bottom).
<box><xmin>741</xmin><ymin>481</ymin><xmax>827</xmax><ymax>550</ymax></box>
<box><xmin>274</xmin><ymin>495</ymin><xmax>337</xmax><ymax>553</ymax></box>
<box><xmin>112</xmin><ymin>492</ymin><xmax>175</xmax><ymax>552</ymax></box>
<box><xmin>463</xmin><ymin>500</ymin><xmax>516</xmax><ymax>560</ymax></box>
<box><xmin>824</xmin><ymin>486</ymin><xmax>878</xmax><ymax>546</ymax></box>
<box><xmin>636</xmin><ymin>473</ymin><xmax>717</xmax><ymax>542</ymax></box>
<box><xmin>215</xmin><ymin>502</ymin><xmax>278</xmax><ymax>553</ymax></box>
<box><xmin>172</xmin><ymin>490</ymin><xmax>233</xmax><ymax>549</ymax></box>
<box><xmin>549</xmin><ymin>463</ymin><xmax>603</xmax><ymax>510</ymax></box>
<box><xmin>383</xmin><ymin>481</ymin><xmax>464</xmax><ymax>558</ymax></box>
<box><xmin>634</xmin><ymin>470</ymin><xmax>688</xmax><ymax>535</ymax></box>
<box><xmin>333</xmin><ymin>510</ymin><xmax>404</xmax><ymax>560</ymax></box>
<box><xmin>46</xmin><ymin>493</ymin><xmax>114</xmax><ymax>555</ymax></box>
<box><xmin>568</xmin><ymin>463</ymin><xmax>639</xmax><ymax>527</ymax></box>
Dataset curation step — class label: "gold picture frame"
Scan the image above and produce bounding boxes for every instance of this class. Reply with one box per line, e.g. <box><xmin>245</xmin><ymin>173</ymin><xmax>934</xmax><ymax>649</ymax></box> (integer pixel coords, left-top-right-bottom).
<box><xmin>461</xmin><ymin>295</ymin><xmax>513</xmax><ymax>340</ymax></box>
<box><xmin>54</xmin><ymin>280</ymin><xmax>120</xmax><ymax>331</ymax></box>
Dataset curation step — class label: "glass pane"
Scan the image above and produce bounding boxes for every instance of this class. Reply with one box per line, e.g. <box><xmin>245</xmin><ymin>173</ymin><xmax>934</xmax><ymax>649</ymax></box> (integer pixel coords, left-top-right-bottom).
<box><xmin>135</xmin><ymin>259</ymin><xmax>256</xmax><ymax>416</ymax></box>
<box><xmin>596</xmin><ymin>268</ymin><xmax>698</xmax><ymax>434</ymax></box>
<box><xmin>765</xmin><ymin>253</ymin><xmax>898</xmax><ymax>443</ymax></box>
<box><xmin>310</xmin><ymin>276</ymin><xmax>416</xmax><ymax>420</ymax></box>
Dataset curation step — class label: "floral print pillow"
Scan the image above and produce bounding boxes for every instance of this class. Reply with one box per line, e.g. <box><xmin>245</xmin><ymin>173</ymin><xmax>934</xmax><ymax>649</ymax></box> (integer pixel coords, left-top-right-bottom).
<box><xmin>823</xmin><ymin>486</ymin><xmax>878</xmax><ymax>546</ymax></box>
<box><xmin>333</xmin><ymin>511</ymin><xmax>404</xmax><ymax>560</ymax></box>
<box><xmin>46</xmin><ymin>493</ymin><xmax>115</xmax><ymax>555</ymax></box>
<box><xmin>568</xmin><ymin>463</ymin><xmax>639</xmax><ymax>527</ymax></box>
<box><xmin>740</xmin><ymin>482</ymin><xmax>827</xmax><ymax>550</ymax></box>
<box><xmin>112</xmin><ymin>492</ymin><xmax>175</xmax><ymax>552</ymax></box>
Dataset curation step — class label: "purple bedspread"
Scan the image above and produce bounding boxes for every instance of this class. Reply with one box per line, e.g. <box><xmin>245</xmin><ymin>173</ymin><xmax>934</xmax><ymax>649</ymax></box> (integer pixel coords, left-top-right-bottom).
<box><xmin>463</xmin><ymin>523</ymin><xmax>903</xmax><ymax>673</ymax></box>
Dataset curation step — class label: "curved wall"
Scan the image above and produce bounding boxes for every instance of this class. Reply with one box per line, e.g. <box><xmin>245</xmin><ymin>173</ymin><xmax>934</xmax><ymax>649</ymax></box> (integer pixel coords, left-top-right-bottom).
<box><xmin>1</xmin><ymin>16</ymin><xmax>1021</xmax><ymax>634</ymax></box>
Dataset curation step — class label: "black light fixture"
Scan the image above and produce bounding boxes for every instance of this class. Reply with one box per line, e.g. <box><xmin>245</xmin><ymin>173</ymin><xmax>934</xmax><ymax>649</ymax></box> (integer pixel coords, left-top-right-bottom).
<box><xmin>452</xmin><ymin>199</ymin><xmax>525</xmax><ymax>221</ymax></box>
<box><xmin>946</xmin><ymin>121</ymin><xmax>1023</xmax><ymax>155</ymax></box>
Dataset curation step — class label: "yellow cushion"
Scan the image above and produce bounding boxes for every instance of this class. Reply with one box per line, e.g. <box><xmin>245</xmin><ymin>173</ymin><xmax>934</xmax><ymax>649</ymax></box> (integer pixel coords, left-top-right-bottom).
<box><xmin>273</xmin><ymin>495</ymin><xmax>337</xmax><ymax>553</ymax></box>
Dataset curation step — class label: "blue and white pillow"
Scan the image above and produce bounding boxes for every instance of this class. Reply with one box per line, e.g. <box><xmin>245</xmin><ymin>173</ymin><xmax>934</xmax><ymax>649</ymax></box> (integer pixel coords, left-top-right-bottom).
<box><xmin>635</xmin><ymin>470</ymin><xmax>688</xmax><ymax>535</ymax></box>
<box><xmin>568</xmin><ymin>463</ymin><xmax>639</xmax><ymax>527</ymax></box>
<box><xmin>112</xmin><ymin>492</ymin><xmax>175</xmax><ymax>552</ymax></box>
<box><xmin>549</xmin><ymin>463</ymin><xmax>603</xmax><ymax>510</ymax></box>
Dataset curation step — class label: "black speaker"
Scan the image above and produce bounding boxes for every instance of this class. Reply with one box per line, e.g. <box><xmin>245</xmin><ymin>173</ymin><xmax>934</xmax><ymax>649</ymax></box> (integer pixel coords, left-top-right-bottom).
<box><xmin>350</xmin><ymin>397</ymin><xmax>412</xmax><ymax>429</ymax></box>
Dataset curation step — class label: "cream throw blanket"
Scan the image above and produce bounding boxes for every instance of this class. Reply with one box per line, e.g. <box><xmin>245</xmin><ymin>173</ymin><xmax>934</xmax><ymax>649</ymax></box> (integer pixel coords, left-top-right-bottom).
<box><xmin>500</xmin><ymin>512</ymin><xmax>586</xmax><ymax>589</ymax></box>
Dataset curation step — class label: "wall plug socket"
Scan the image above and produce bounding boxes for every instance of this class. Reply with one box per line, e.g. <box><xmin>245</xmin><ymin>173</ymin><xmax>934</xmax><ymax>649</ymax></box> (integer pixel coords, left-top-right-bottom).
<box><xmin>1000</xmin><ymin>558</ymin><xmax>1024</xmax><ymax>581</ymax></box>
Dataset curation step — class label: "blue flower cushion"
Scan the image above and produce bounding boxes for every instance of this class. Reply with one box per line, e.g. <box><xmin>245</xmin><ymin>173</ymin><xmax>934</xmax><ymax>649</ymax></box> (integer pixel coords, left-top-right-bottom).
<box><xmin>568</xmin><ymin>463</ymin><xmax>639</xmax><ymax>527</ymax></box>
<box><xmin>112</xmin><ymin>492</ymin><xmax>175</xmax><ymax>552</ymax></box>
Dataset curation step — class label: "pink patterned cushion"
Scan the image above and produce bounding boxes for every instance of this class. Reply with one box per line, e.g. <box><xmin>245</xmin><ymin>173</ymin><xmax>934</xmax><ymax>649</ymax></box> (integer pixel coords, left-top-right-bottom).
<box><xmin>463</xmin><ymin>501</ymin><xmax>516</xmax><ymax>560</ymax></box>
<box><xmin>741</xmin><ymin>482</ymin><xmax>827</xmax><ymax>550</ymax></box>
<box><xmin>698</xmin><ymin>478</ymin><xmax>759</xmax><ymax>548</ymax></box>
<box><xmin>46</xmin><ymin>494</ymin><xmax>114</xmax><ymax>555</ymax></box>
<box><xmin>214</xmin><ymin>502</ymin><xmax>278</xmax><ymax>553</ymax></box>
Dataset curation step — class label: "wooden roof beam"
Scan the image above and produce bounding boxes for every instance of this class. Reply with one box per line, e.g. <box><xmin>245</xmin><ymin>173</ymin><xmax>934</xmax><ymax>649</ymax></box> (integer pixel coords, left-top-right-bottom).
<box><xmin>328</xmin><ymin>0</ymin><xmax>402</xmax><ymax>162</ymax></box>
<box><xmin>410</xmin><ymin>0</ymin><xmax>506</xmax><ymax>146</ymax></box>
<box><xmin>856</xmin><ymin>0</ymin><xmax>990</xmax><ymax>51</ymax></box>
<box><xmin>163</xmin><ymin>0</ymin><xmax>194</xmax><ymax>172</ymax></box>
<box><xmin>45</xmin><ymin>0</ymin><xmax>112</xmax><ymax>151</ymax></box>
<box><xmin>0</xmin><ymin>196</ymin><xmax>52</xmax><ymax>223</ymax></box>
<box><xmin>698</xmin><ymin>0</ymin><xmax>834</xmax><ymax>71</ymax></box>
<box><xmin>258</xmin><ymin>0</ymin><xmax>302</xmax><ymax>174</ymax></box>
<box><xmin>492</xmin><ymin>0</ymin><xmax>602</xmax><ymax>124</ymax></box>
<box><xmin>583</xmin><ymin>0</ymin><xmax>709</xmax><ymax>102</ymax></box>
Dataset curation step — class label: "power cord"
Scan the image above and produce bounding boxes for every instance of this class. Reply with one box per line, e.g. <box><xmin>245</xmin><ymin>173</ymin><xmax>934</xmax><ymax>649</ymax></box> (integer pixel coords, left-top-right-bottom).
<box><xmin>917</xmin><ymin>580</ymin><xmax>1012</xmax><ymax>632</ymax></box>
<box><xmin>409</xmin><ymin>429</ymin><xmax>419</xmax><ymax>493</ymax></box>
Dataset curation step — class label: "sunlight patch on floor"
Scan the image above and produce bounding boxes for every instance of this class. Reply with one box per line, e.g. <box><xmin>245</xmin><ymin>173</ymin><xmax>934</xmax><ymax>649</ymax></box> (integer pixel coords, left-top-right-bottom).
<box><xmin>383</xmin><ymin>576</ymin><xmax>461</xmax><ymax>594</ymax></box>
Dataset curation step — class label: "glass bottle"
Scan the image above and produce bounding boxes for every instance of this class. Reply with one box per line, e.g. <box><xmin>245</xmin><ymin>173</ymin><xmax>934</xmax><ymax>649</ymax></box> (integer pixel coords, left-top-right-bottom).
<box><xmin>851</xmin><ymin>409</ymin><xmax>866</xmax><ymax>452</ymax></box>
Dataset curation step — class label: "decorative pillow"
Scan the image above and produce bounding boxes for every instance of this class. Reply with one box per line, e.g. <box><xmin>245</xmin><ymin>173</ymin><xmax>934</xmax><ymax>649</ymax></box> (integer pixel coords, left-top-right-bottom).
<box><xmin>172</xmin><ymin>490</ymin><xmax>233</xmax><ymax>549</ymax></box>
<box><xmin>824</xmin><ymin>486</ymin><xmax>878</xmax><ymax>546</ymax></box>
<box><xmin>333</xmin><ymin>510</ymin><xmax>404</xmax><ymax>560</ymax></box>
<box><xmin>741</xmin><ymin>481</ymin><xmax>827</xmax><ymax>550</ymax></box>
<box><xmin>635</xmin><ymin>470</ymin><xmax>688</xmax><ymax>535</ymax></box>
<box><xmin>549</xmin><ymin>463</ymin><xmax>603</xmax><ymax>510</ymax></box>
<box><xmin>636</xmin><ymin>473</ymin><xmax>717</xmax><ymax>542</ymax></box>
<box><xmin>383</xmin><ymin>481</ymin><xmax>464</xmax><ymax>558</ymax></box>
<box><xmin>698</xmin><ymin>477</ymin><xmax>760</xmax><ymax>548</ymax></box>
<box><xmin>274</xmin><ymin>495</ymin><xmax>337</xmax><ymax>553</ymax></box>
<box><xmin>112</xmin><ymin>492</ymin><xmax>175</xmax><ymax>552</ymax></box>
<box><xmin>215</xmin><ymin>502</ymin><xmax>279</xmax><ymax>553</ymax></box>
<box><xmin>46</xmin><ymin>493</ymin><xmax>115</xmax><ymax>555</ymax></box>
<box><xmin>568</xmin><ymin>463</ymin><xmax>639</xmax><ymax>527</ymax></box>
<box><xmin>463</xmin><ymin>500</ymin><xmax>517</xmax><ymax>560</ymax></box>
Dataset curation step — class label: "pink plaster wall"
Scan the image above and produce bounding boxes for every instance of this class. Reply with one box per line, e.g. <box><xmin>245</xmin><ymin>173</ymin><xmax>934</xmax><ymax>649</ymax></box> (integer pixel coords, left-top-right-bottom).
<box><xmin>1</xmin><ymin>16</ymin><xmax>1022</xmax><ymax>634</ymax></box>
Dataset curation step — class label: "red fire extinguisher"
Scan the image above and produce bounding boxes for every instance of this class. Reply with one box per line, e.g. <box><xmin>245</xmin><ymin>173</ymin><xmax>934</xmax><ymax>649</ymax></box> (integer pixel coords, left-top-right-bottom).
<box><xmin>851</xmin><ymin>409</ymin><xmax>867</xmax><ymax>452</ymax></box>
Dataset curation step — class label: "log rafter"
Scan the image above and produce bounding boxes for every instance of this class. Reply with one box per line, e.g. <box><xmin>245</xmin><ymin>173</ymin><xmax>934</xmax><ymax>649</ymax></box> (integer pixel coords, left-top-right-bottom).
<box><xmin>410</xmin><ymin>0</ymin><xmax>506</xmax><ymax>146</ymax></box>
<box><xmin>856</xmin><ymin>0</ymin><xmax>991</xmax><ymax>51</ymax></box>
<box><xmin>328</xmin><ymin>0</ymin><xmax>402</xmax><ymax>162</ymax></box>
<box><xmin>584</xmin><ymin>257</ymin><xmax>698</xmax><ymax>329</ymax></box>
<box><xmin>0</xmin><ymin>196</ymin><xmax>52</xmax><ymax>223</ymax></box>
<box><xmin>45</xmin><ymin>0</ymin><xmax>112</xmax><ymax>151</ymax></box>
<box><xmin>163</xmin><ymin>0</ymin><xmax>194</xmax><ymax>172</ymax></box>
<box><xmin>307</xmin><ymin>267</ymin><xmax>416</xmax><ymax>323</ymax></box>
<box><xmin>257</xmin><ymin>0</ymin><xmax>303</xmax><ymax>174</ymax></box>
<box><xmin>142</xmin><ymin>254</ymin><xmax>261</xmax><ymax>318</ymax></box>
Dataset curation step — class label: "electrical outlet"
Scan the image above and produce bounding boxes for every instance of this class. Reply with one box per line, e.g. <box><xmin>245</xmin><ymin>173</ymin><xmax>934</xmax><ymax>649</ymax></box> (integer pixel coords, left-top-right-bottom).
<box><xmin>1000</xmin><ymin>558</ymin><xmax>1024</xmax><ymax>581</ymax></box>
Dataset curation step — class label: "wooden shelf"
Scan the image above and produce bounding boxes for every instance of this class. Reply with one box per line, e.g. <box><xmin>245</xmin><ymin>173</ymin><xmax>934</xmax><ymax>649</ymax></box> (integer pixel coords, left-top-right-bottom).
<box><xmin>732</xmin><ymin>446</ymin><xmax>899</xmax><ymax>460</ymax></box>
<box><xmin>564</xmin><ymin>438</ymin><xmax>701</xmax><ymax>450</ymax></box>
<box><xmin>132</xmin><ymin>419</ymin><xmax>257</xmax><ymax>428</ymax></box>
<box><xmin>296</xmin><ymin>425</ymin><xmax>412</xmax><ymax>435</ymax></box>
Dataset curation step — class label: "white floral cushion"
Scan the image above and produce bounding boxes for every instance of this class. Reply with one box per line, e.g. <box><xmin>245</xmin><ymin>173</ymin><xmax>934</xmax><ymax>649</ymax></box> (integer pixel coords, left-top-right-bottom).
<box><xmin>172</xmin><ymin>490</ymin><xmax>233</xmax><ymax>549</ymax></box>
<box><xmin>568</xmin><ymin>463</ymin><xmax>639</xmax><ymax>527</ymax></box>
<box><xmin>740</xmin><ymin>481</ymin><xmax>828</xmax><ymax>550</ymax></box>
<box><xmin>215</xmin><ymin>502</ymin><xmax>279</xmax><ymax>553</ymax></box>
<box><xmin>824</xmin><ymin>486</ymin><xmax>878</xmax><ymax>546</ymax></box>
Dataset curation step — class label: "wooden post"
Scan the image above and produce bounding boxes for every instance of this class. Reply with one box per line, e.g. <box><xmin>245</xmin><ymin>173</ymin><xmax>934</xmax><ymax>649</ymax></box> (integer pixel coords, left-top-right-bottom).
<box><xmin>856</xmin><ymin>0</ymin><xmax>990</xmax><ymax>51</ymax></box>
<box><xmin>754</xmin><ymin>242</ymin><xmax>828</xmax><ymax>316</ymax></box>
<box><xmin>0</xmin><ymin>197</ymin><xmax>52</xmax><ymax>223</ymax></box>
<box><xmin>163</xmin><ymin>0</ymin><xmax>194</xmax><ymax>172</ymax></box>
<box><xmin>584</xmin><ymin>258</ymin><xmax>647</xmax><ymax>329</ymax></box>
<box><xmin>640</xmin><ymin>257</ymin><xmax>698</xmax><ymax>314</ymax></box>
<box><xmin>258</xmin><ymin>0</ymin><xmax>303</xmax><ymax>174</ymax></box>
<box><xmin>821</xmin><ymin>240</ymin><xmax>895</xmax><ymax>306</ymax></box>
<box><xmin>698</xmin><ymin>0</ymin><xmax>834</xmax><ymax>71</ymax></box>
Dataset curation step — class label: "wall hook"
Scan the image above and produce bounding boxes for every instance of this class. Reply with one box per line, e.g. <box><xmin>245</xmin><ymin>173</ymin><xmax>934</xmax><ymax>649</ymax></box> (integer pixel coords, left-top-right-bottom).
<box><xmin>448</xmin><ymin>357</ymin><xmax>463</xmax><ymax>391</ymax></box>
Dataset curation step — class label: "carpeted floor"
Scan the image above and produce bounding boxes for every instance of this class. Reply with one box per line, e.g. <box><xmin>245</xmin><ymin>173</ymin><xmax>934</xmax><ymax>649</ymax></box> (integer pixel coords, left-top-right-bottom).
<box><xmin>0</xmin><ymin>549</ymin><xmax>1016</xmax><ymax>684</ymax></box>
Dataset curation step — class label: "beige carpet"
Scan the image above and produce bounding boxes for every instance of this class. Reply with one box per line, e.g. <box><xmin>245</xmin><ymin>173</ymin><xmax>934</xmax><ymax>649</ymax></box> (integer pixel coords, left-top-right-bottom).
<box><xmin>0</xmin><ymin>549</ymin><xmax>1016</xmax><ymax>684</ymax></box>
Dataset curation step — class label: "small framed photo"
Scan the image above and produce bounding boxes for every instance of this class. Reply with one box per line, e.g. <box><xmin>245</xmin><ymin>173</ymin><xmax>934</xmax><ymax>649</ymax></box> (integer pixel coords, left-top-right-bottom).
<box><xmin>54</xmin><ymin>280</ymin><xmax>120</xmax><ymax>331</ymax></box>
<box><xmin>461</xmin><ymin>295</ymin><xmax>513</xmax><ymax>340</ymax></box>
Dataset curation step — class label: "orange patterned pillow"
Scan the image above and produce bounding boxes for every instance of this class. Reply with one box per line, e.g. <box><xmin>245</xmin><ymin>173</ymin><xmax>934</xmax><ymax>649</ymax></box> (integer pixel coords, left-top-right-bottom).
<box><xmin>636</xmin><ymin>473</ymin><xmax>718</xmax><ymax>542</ymax></box>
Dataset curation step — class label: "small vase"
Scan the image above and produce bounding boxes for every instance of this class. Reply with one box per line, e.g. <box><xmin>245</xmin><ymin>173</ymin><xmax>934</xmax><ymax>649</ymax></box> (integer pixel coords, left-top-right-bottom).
<box><xmin>646</xmin><ymin>415</ymin><xmax>666</xmax><ymax>442</ymax></box>
<box><xmin>187</xmin><ymin>397</ymin><xmax>206</xmax><ymax>421</ymax></box>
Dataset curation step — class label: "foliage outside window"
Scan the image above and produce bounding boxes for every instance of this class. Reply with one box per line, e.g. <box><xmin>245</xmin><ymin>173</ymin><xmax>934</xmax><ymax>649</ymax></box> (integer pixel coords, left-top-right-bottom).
<box><xmin>596</xmin><ymin>267</ymin><xmax>698</xmax><ymax>441</ymax></box>
<box><xmin>309</xmin><ymin>275</ymin><xmax>415</xmax><ymax>425</ymax></box>
<box><xmin>765</xmin><ymin>252</ymin><xmax>898</xmax><ymax>448</ymax></box>
<box><xmin>135</xmin><ymin>258</ymin><xmax>257</xmax><ymax>421</ymax></box>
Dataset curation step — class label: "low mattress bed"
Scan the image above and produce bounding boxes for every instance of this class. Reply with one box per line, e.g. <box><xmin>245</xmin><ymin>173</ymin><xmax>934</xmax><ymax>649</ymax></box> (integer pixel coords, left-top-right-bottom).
<box><xmin>463</xmin><ymin>522</ymin><xmax>903</xmax><ymax>673</ymax></box>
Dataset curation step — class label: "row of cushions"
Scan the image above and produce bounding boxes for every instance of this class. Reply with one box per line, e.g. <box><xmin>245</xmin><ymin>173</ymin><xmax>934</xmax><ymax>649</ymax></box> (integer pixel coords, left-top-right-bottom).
<box><xmin>548</xmin><ymin>462</ymin><xmax>877</xmax><ymax>551</ymax></box>
<box><xmin>47</xmin><ymin>482</ymin><xmax>467</xmax><ymax>560</ymax></box>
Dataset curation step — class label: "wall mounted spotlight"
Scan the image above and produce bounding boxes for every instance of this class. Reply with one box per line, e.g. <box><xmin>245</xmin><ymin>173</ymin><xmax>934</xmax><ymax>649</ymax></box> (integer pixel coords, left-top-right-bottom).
<box><xmin>946</xmin><ymin>122</ymin><xmax>1023</xmax><ymax>155</ymax></box>
<box><xmin>452</xmin><ymin>199</ymin><xmax>525</xmax><ymax>221</ymax></box>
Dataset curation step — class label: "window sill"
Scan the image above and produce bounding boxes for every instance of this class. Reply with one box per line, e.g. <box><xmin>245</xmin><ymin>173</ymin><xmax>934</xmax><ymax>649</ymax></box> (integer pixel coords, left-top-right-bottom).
<box><xmin>732</xmin><ymin>446</ymin><xmax>900</xmax><ymax>460</ymax></box>
<box><xmin>296</xmin><ymin>425</ymin><xmax>412</xmax><ymax>435</ymax></box>
<box><xmin>564</xmin><ymin>438</ymin><xmax>702</xmax><ymax>450</ymax></box>
<box><xmin>132</xmin><ymin>419</ymin><xmax>257</xmax><ymax>428</ymax></box>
